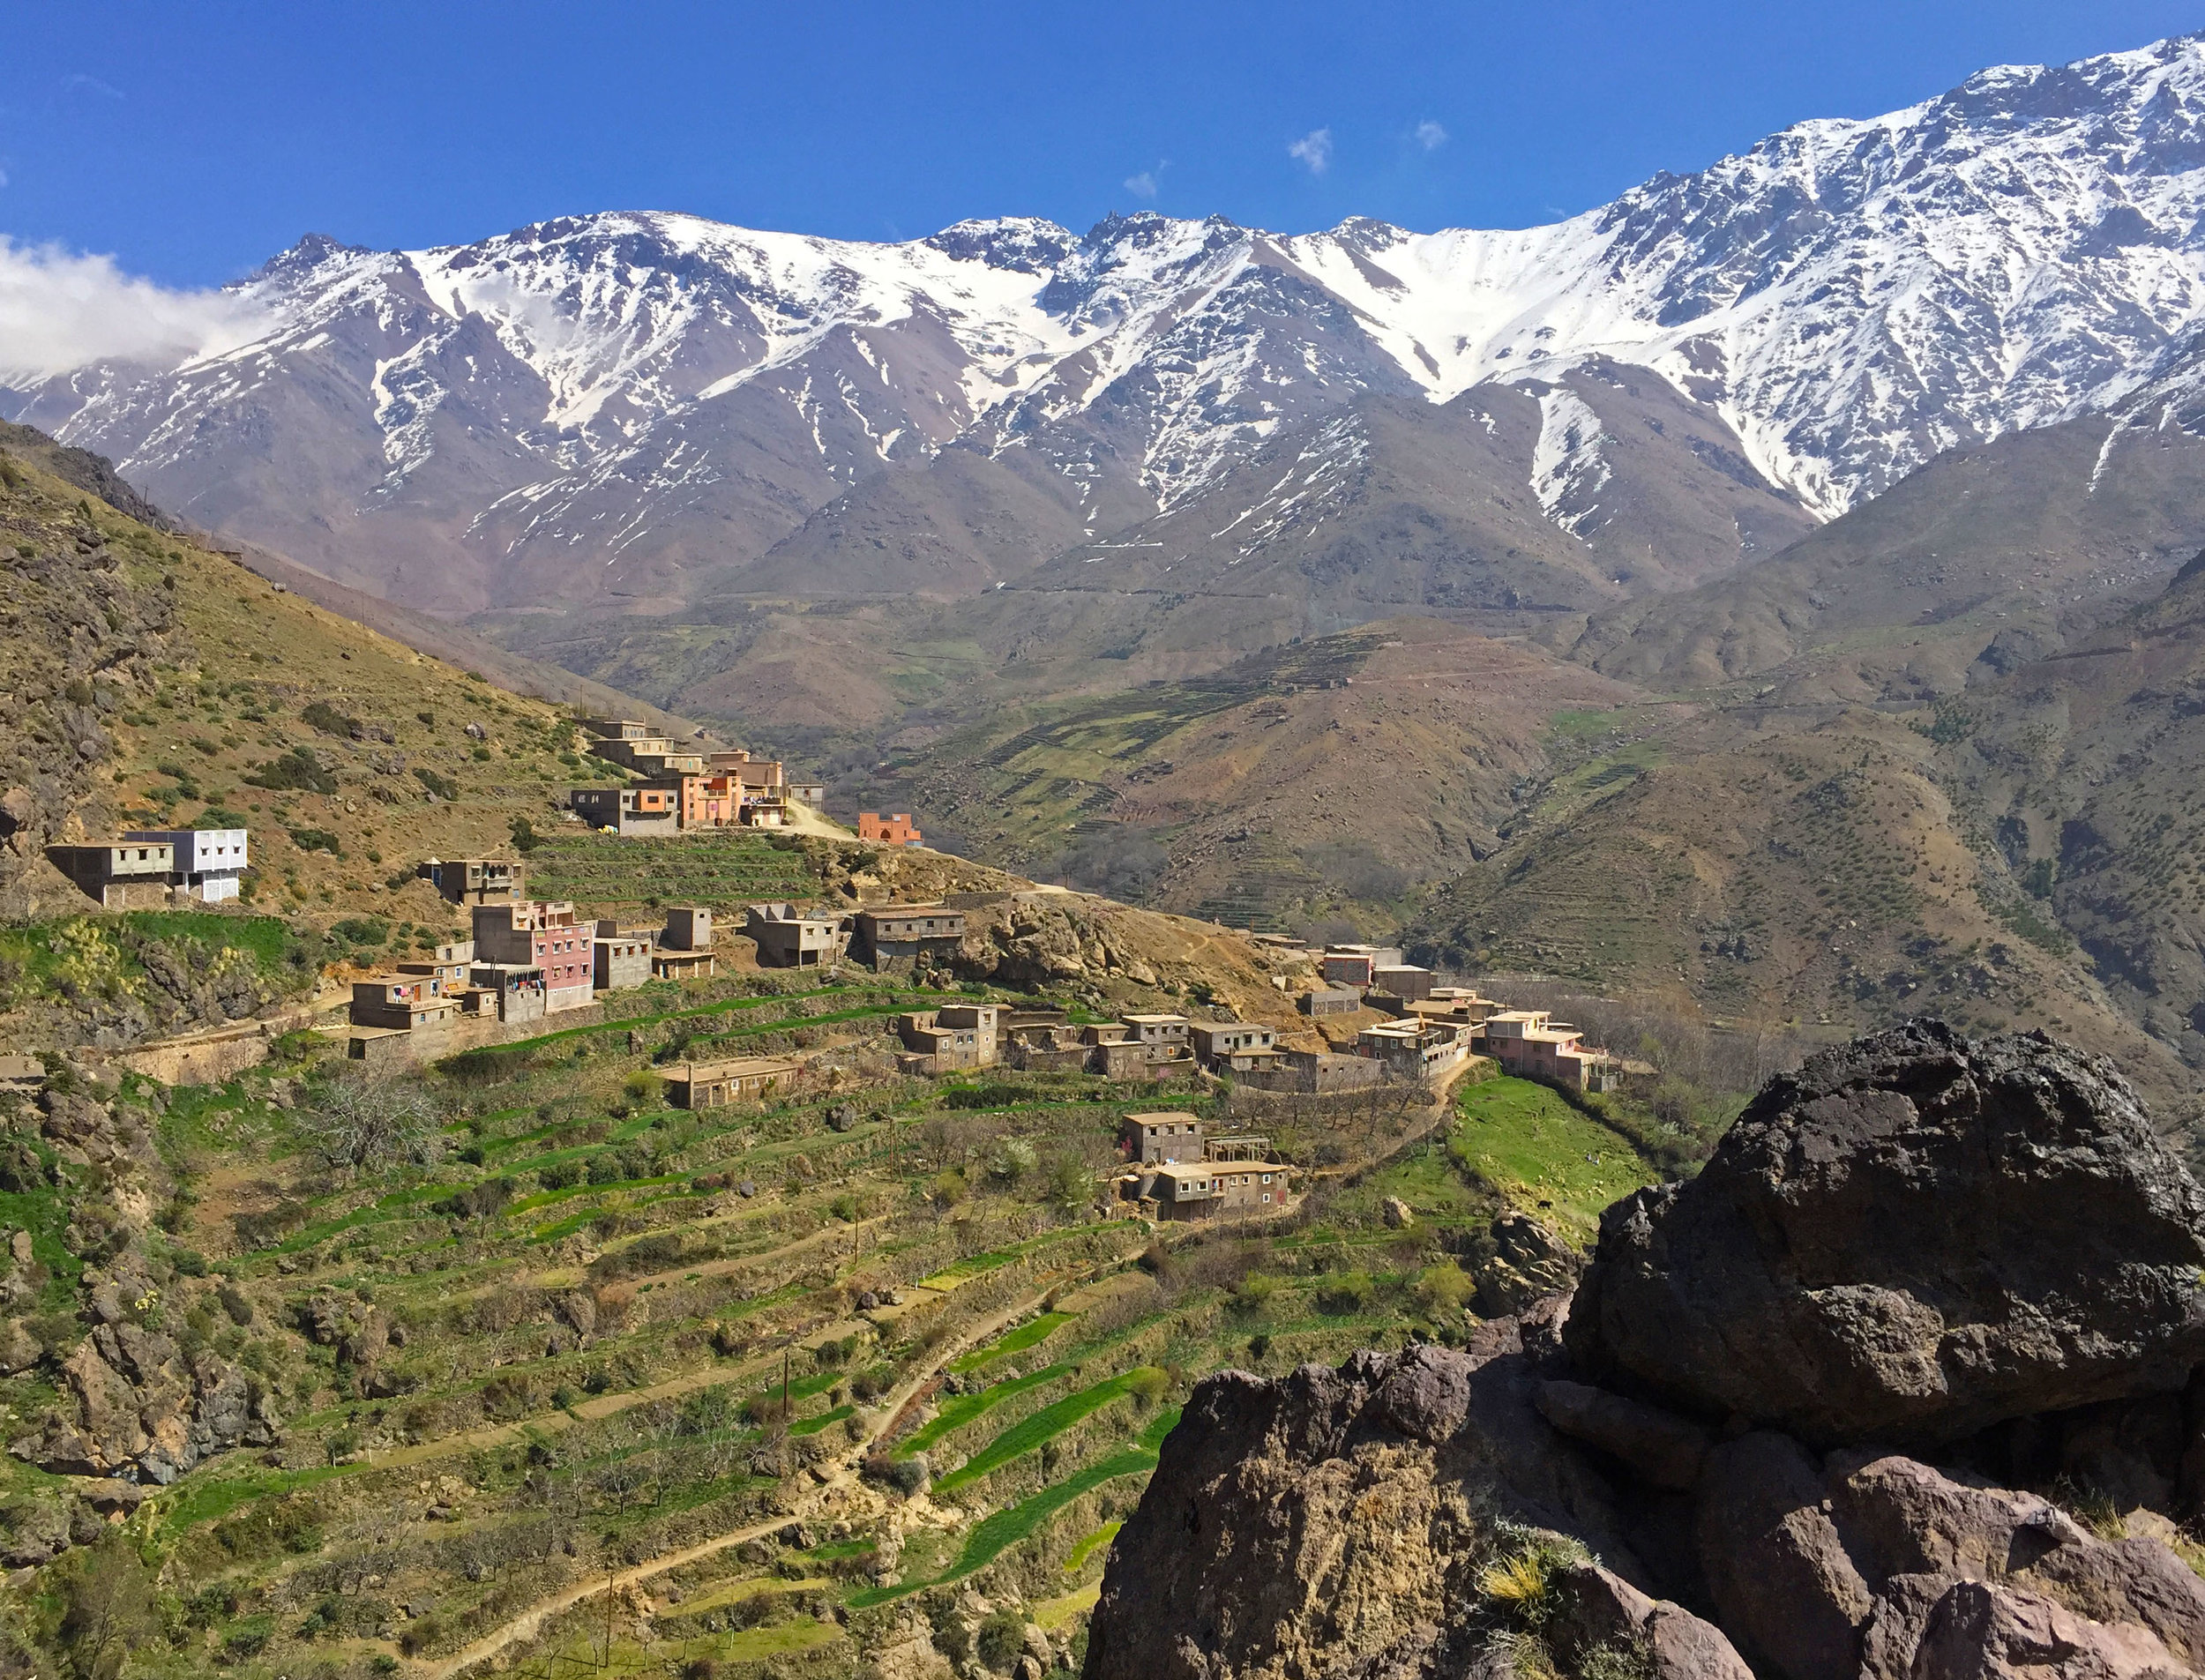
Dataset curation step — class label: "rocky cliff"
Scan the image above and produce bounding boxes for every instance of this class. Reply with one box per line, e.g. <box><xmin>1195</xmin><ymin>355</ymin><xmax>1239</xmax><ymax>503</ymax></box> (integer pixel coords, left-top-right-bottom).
<box><xmin>1086</xmin><ymin>1022</ymin><xmax>2205</xmax><ymax>1680</ymax></box>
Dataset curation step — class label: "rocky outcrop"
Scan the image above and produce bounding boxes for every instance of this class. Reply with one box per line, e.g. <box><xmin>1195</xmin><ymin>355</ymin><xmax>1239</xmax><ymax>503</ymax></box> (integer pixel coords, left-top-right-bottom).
<box><xmin>1473</xmin><ymin>1212</ymin><xmax>1582</xmax><ymax>1318</ymax></box>
<box><xmin>1086</xmin><ymin>1025</ymin><xmax>2205</xmax><ymax>1680</ymax></box>
<box><xmin>1566</xmin><ymin>1021</ymin><xmax>2205</xmax><ymax>1445</ymax></box>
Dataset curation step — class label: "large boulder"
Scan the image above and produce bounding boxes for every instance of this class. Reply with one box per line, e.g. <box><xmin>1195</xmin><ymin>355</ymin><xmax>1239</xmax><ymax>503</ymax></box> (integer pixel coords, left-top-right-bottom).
<box><xmin>1566</xmin><ymin>1021</ymin><xmax>2205</xmax><ymax>1445</ymax></box>
<box><xmin>1082</xmin><ymin>1342</ymin><xmax>1705</xmax><ymax>1680</ymax></box>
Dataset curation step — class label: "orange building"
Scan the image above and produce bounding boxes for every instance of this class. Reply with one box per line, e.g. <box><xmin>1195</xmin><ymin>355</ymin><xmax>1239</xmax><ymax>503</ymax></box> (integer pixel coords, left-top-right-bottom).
<box><xmin>858</xmin><ymin>811</ymin><xmax>923</xmax><ymax>846</ymax></box>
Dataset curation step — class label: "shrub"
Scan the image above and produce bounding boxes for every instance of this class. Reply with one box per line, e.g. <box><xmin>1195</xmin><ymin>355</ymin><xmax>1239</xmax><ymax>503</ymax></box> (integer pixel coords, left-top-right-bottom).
<box><xmin>217</xmin><ymin>1282</ymin><xmax>254</xmax><ymax>1325</ymax></box>
<box><xmin>331</xmin><ymin>916</ymin><xmax>389</xmax><ymax>946</ymax></box>
<box><xmin>246</xmin><ymin>747</ymin><xmax>338</xmax><ymax>794</ymax></box>
<box><xmin>288</xmin><ymin>826</ymin><xmax>343</xmax><ymax>856</ymax></box>
<box><xmin>538</xmin><ymin>1161</ymin><xmax>583</xmax><ymax>1191</ymax></box>
<box><xmin>1415</xmin><ymin>1262</ymin><xmax>1474</xmax><ymax>1314</ymax></box>
<box><xmin>300</xmin><ymin>700</ymin><xmax>361</xmax><ymax>737</ymax></box>
<box><xmin>1125</xmin><ymin>1366</ymin><xmax>1170</xmax><ymax>1407</ymax></box>
<box><xmin>1315</xmin><ymin>1271</ymin><xmax>1374</xmax><ymax>1316</ymax></box>
<box><xmin>413</xmin><ymin>766</ymin><xmax>460</xmax><ymax>801</ymax></box>
<box><xmin>975</xmin><ymin>1611</ymin><xmax>1028</xmax><ymax>1672</ymax></box>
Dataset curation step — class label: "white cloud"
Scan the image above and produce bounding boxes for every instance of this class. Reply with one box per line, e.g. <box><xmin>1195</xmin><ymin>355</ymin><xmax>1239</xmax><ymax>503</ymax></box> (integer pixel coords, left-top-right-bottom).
<box><xmin>1415</xmin><ymin>120</ymin><xmax>1447</xmax><ymax>152</ymax></box>
<box><xmin>0</xmin><ymin>238</ymin><xmax>278</xmax><ymax>382</ymax></box>
<box><xmin>1124</xmin><ymin>171</ymin><xmax>1159</xmax><ymax>200</ymax></box>
<box><xmin>1288</xmin><ymin>128</ymin><xmax>1333</xmax><ymax>176</ymax></box>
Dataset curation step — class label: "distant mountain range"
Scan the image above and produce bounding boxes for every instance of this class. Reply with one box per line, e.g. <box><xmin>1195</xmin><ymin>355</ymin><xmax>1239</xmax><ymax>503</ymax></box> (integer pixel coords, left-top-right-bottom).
<box><xmin>13</xmin><ymin>33</ymin><xmax>2205</xmax><ymax>635</ymax></box>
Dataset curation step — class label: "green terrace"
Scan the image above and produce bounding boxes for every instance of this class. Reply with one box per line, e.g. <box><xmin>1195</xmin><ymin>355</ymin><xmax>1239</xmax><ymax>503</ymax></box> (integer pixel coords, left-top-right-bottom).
<box><xmin>524</xmin><ymin>831</ymin><xmax>828</xmax><ymax>907</ymax></box>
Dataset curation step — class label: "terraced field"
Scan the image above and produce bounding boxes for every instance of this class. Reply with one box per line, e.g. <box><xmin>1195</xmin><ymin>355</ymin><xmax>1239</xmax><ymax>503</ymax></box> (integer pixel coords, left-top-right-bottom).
<box><xmin>1</xmin><ymin>930</ymin><xmax>1682</xmax><ymax>1680</ymax></box>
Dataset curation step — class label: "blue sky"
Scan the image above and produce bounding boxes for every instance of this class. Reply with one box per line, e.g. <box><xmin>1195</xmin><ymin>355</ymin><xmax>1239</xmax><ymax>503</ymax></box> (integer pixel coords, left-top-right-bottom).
<box><xmin>2</xmin><ymin>1</ymin><xmax>2200</xmax><ymax>286</ymax></box>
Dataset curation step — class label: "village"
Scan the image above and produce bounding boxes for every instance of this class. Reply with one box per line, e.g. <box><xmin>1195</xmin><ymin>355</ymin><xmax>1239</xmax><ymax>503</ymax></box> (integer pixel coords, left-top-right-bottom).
<box><xmin>41</xmin><ymin>714</ymin><xmax>1624</xmax><ymax>1229</ymax></box>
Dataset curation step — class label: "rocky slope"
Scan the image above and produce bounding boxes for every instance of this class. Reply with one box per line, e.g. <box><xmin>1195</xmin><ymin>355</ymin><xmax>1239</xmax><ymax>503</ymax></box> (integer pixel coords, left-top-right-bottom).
<box><xmin>1087</xmin><ymin>1022</ymin><xmax>2205</xmax><ymax>1680</ymax></box>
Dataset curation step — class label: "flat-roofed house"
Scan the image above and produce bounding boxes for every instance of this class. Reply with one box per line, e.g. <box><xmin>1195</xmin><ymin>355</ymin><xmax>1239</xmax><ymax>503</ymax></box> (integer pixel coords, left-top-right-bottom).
<box><xmin>744</xmin><ymin>902</ymin><xmax>845</xmax><ymax>967</ymax></box>
<box><xmin>1190</xmin><ymin>1021</ymin><xmax>1279</xmax><ymax>1071</ymax></box>
<box><xmin>472</xmin><ymin>900</ymin><xmax>593</xmax><ymax>1012</ymax></box>
<box><xmin>1122</xmin><ymin>1112</ymin><xmax>1205</xmax><ymax>1164</ymax></box>
<box><xmin>1124</xmin><ymin>1014</ymin><xmax>1193</xmax><ymax>1064</ymax></box>
<box><xmin>125</xmin><ymin>827</ymin><xmax>248</xmax><ymax>902</ymax></box>
<box><xmin>397</xmin><ymin>938</ymin><xmax>476</xmax><ymax>987</ymax></box>
<box><xmin>1479</xmin><ymin>1010</ymin><xmax>1619</xmax><ymax>1092</ymax></box>
<box><xmin>857</xmin><ymin>812</ymin><xmax>923</xmax><ymax>847</ymax></box>
<box><xmin>896</xmin><ymin>1004</ymin><xmax>1001</xmax><ymax>1073</ymax></box>
<box><xmin>666</xmin><ymin>1057</ymin><xmax>801</xmax><ymax>1109</ymax></box>
<box><xmin>853</xmin><ymin>904</ymin><xmax>965</xmax><ymax>970</ymax></box>
<box><xmin>1300</xmin><ymin>987</ymin><xmax>1361</xmax><ymax>1017</ymax></box>
<box><xmin>662</xmin><ymin>906</ymin><xmax>714</xmax><ymax>951</ymax></box>
<box><xmin>349</xmin><ymin>973</ymin><xmax>460</xmax><ymax>1033</ymax></box>
<box><xmin>593</xmin><ymin>927</ymin><xmax>653</xmax><ymax>991</ymax></box>
<box><xmin>47</xmin><ymin>840</ymin><xmax>175</xmax><ymax>909</ymax></box>
<box><xmin>1372</xmin><ymin>965</ymin><xmax>1434</xmax><ymax>1002</ymax></box>
<box><xmin>570</xmin><ymin>783</ymin><xmax>680</xmax><ymax>836</ymax></box>
<box><xmin>467</xmin><ymin>963</ymin><xmax>547</xmax><ymax>1023</ymax></box>
<box><xmin>1357</xmin><ymin>1018</ymin><xmax>1471</xmax><ymax>1081</ymax></box>
<box><xmin>1144</xmin><ymin>1161</ymin><xmax>1279</xmax><ymax>1221</ymax></box>
<box><xmin>418</xmin><ymin>857</ymin><xmax>521</xmax><ymax>906</ymax></box>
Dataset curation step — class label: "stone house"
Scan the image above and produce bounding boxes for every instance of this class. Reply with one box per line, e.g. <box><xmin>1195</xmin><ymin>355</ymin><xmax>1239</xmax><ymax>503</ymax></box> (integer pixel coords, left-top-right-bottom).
<box><xmin>1005</xmin><ymin>1027</ymin><xmax>1092</xmax><ymax>1072</ymax></box>
<box><xmin>854</xmin><ymin>904</ymin><xmax>966</xmax><ymax>970</ymax></box>
<box><xmin>125</xmin><ymin>827</ymin><xmax>248</xmax><ymax>903</ymax></box>
<box><xmin>1300</xmin><ymin>987</ymin><xmax>1361</xmax><ymax>1017</ymax></box>
<box><xmin>418</xmin><ymin>857</ymin><xmax>520</xmax><ymax>906</ymax></box>
<box><xmin>744</xmin><ymin>902</ymin><xmax>845</xmax><ymax>967</ymax></box>
<box><xmin>472</xmin><ymin>900</ymin><xmax>594</xmax><ymax>1012</ymax></box>
<box><xmin>666</xmin><ymin>1057</ymin><xmax>801</xmax><ymax>1109</ymax></box>
<box><xmin>1237</xmin><ymin>1048</ymin><xmax>1385</xmax><ymax>1094</ymax></box>
<box><xmin>896</xmin><ymin>1004</ymin><xmax>1002</xmax><ymax>1073</ymax></box>
<box><xmin>46</xmin><ymin>840</ymin><xmax>176</xmax><ymax>909</ymax></box>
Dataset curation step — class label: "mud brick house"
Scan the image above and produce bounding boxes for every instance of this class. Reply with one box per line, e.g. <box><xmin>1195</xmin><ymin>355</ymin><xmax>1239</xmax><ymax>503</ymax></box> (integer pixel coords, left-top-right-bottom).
<box><xmin>1005</xmin><ymin>1026</ymin><xmax>1093</xmax><ymax>1071</ymax></box>
<box><xmin>397</xmin><ymin>939</ymin><xmax>475</xmax><ymax>986</ymax></box>
<box><xmin>857</xmin><ymin>811</ymin><xmax>923</xmax><ymax>847</ymax></box>
<box><xmin>853</xmin><ymin>903</ymin><xmax>965</xmax><ymax>970</ymax></box>
<box><xmin>350</xmin><ymin>974</ymin><xmax>460</xmax><ymax>1033</ymax></box>
<box><xmin>1139</xmin><ymin>1161</ymin><xmax>1283</xmax><ymax>1221</ymax></box>
<box><xmin>47</xmin><ymin>839</ymin><xmax>176</xmax><ymax>909</ymax></box>
<box><xmin>666</xmin><ymin>1057</ymin><xmax>801</xmax><ymax>1109</ymax></box>
<box><xmin>1237</xmin><ymin>1048</ymin><xmax>1385</xmax><ymax>1094</ymax></box>
<box><xmin>1479</xmin><ymin>1010</ymin><xmax>1619</xmax><ymax>1092</ymax></box>
<box><xmin>418</xmin><ymin>857</ymin><xmax>521</xmax><ymax>906</ymax></box>
<box><xmin>579</xmin><ymin>718</ymin><xmax>705</xmax><ymax>777</ymax></box>
<box><xmin>1372</xmin><ymin>965</ymin><xmax>1434</xmax><ymax>1002</ymax></box>
<box><xmin>897</xmin><ymin>1004</ymin><xmax>1003</xmax><ymax>1073</ymax></box>
<box><xmin>744</xmin><ymin>902</ymin><xmax>846</xmax><ymax>967</ymax></box>
<box><xmin>473</xmin><ymin>900</ymin><xmax>594</xmax><ymax>1012</ymax></box>
<box><xmin>1321</xmin><ymin>945</ymin><xmax>1405</xmax><ymax>989</ymax></box>
<box><xmin>1121</xmin><ymin>1112</ymin><xmax>1205</xmax><ymax>1165</ymax></box>
<box><xmin>124</xmin><ymin>827</ymin><xmax>248</xmax><ymax>903</ymax></box>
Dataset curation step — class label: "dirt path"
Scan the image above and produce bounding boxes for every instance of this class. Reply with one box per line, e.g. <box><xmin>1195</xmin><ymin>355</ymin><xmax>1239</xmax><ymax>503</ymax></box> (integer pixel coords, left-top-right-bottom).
<box><xmin>530</xmin><ymin>1213</ymin><xmax>892</xmax><ymax>1294</ymax></box>
<box><xmin>426</xmin><ymin>1246</ymin><xmax>1140</xmax><ymax>1679</ymax></box>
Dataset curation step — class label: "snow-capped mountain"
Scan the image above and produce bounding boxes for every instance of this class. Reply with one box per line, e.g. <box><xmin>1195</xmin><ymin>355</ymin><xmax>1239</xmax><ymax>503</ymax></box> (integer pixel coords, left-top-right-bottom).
<box><xmin>13</xmin><ymin>32</ymin><xmax>2205</xmax><ymax>616</ymax></box>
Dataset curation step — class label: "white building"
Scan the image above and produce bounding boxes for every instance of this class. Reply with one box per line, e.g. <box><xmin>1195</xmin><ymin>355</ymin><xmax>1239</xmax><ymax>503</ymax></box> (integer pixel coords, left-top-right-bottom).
<box><xmin>125</xmin><ymin>828</ymin><xmax>249</xmax><ymax>903</ymax></box>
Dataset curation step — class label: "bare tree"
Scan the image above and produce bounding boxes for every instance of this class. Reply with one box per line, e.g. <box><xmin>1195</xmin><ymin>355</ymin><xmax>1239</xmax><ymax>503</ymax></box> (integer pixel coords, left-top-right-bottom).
<box><xmin>298</xmin><ymin>1071</ymin><xmax>445</xmax><ymax>1179</ymax></box>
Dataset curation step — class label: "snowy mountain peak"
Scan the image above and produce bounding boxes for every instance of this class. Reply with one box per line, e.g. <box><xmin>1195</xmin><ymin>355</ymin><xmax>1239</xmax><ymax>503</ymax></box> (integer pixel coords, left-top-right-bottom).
<box><xmin>18</xmin><ymin>31</ymin><xmax>2205</xmax><ymax>608</ymax></box>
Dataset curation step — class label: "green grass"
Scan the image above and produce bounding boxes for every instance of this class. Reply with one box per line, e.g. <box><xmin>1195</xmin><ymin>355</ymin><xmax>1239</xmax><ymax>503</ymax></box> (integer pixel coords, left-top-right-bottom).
<box><xmin>789</xmin><ymin>1403</ymin><xmax>856</xmax><ymax>1437</ymax></box>
<box><xmin>1449</xmin><ymin>1077</ymin><xmax>1656</xmax><ymax>1238</ymax></box>
<box><xmin>932</xmin><ymin>1369</ymin><xmax>1162</xmax><ymax>1495</ymax></box>
<box><xmin>851</xmin><ymin>1409</ymin><xmax>1178</xmax><ymax>1607</ymax></box>
<box><xmin>948</xmin><ymin>1311</ymin><xmax>1076</xmax><ymax>1372</ymax></box>
<box><xmin>916</xmin><ymin>1222</ymin><xmax>1112</xmax><ymax>1289</ymax></box>
<box><xmin>898</xmin><ymin>1365</ymin><xmax>1067</xmax><ymax>1457</ymax></box>
<box><xmin>1065</xmin><ymin>1520</ymin><xmax>1122</xmax><ymax>1574</ymax></box>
